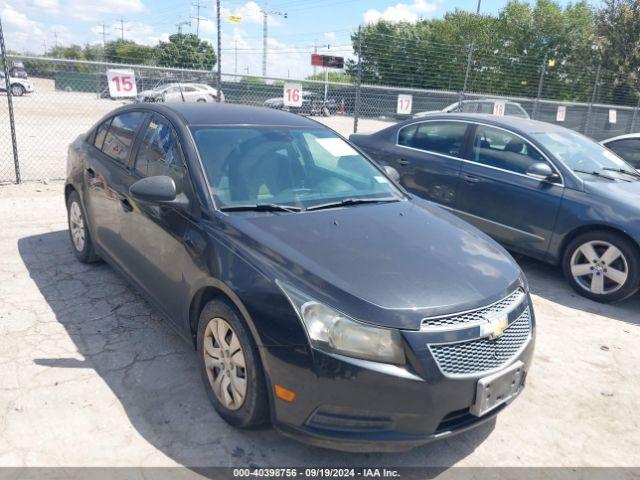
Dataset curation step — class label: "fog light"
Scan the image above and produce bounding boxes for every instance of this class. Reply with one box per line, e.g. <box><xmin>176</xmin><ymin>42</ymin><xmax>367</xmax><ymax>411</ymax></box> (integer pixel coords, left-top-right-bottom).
<box><xmin>275</xmin><ymin>384</ymin><xmax>296</xmax><ymax>402</ymax></box>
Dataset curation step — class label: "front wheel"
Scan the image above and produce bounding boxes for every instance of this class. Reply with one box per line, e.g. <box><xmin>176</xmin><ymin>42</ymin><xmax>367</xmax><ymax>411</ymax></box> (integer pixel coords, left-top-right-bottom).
<box><xmin>197</xmin><ymin>299</ymin><xmax>269</xmax><ymax>428</ymax></box>
<box><xmin>11</xmin><ymin>84</ymin><xmax>25</xmax><ymax>96</ymax></box>
<box><xmin>563</xmin><ymin>230</ymin><xmax>640</xmax><ymax>303</ymax></box>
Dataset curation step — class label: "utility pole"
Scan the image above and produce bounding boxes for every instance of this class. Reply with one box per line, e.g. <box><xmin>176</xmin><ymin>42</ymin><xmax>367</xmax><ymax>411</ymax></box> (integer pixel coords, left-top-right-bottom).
<box><xmin>99</xmin><ymin>23</ymin><xmax>110</xmax><ymax>47</ymax></box>
<box><xmin>116</xmin><ymin>17</ymin><xmax>126</xmax><ymax>41</ymax></box>
<box><xmin>176</xmin><ymin>20</ymin><xmax>190</xmax><ymax>34</ymax></box>
<box><xmin>41</xmin><ymin>39</ymin><xmax>47</xmax><ymax>55</ymax></box>
<box><xmin>461</xmin><ymin>0</ymin><xmax>482</xmax><ymax>103</ymax></box>
<box><xmin>234</xmin><ymin>39</ymin><xmax>238</xmax><ymax>74</ymax></box>
<box><xmin>191</xmin><ymin>0</ymin><xmax>207</xmax><ymax>37</ymax></box>
<box><xmin>260</xmin><ymin>1</ymin><xmax>287</xmax><ymax>77</ymax></box>
<box><xmin>52</xmin><ymin>29</ymin><xmax>59</xmax><ymax>50</ymax></box>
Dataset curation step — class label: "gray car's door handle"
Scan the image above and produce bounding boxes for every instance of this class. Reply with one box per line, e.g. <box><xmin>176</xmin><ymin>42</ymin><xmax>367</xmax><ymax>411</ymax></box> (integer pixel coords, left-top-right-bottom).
<box><xmin>397</xmin><ymin>158</ymin><xmax>410</xmax><ymax>166</ymax></box>
<box><xmin>463</xmin><ymin>174</ymin><xmax>481</xmax><ymax>184</ymax></box>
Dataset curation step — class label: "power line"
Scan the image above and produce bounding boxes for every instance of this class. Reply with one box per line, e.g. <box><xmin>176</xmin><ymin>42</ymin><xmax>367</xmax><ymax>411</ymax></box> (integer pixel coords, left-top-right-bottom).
<box><xmin>191</xmin><ymin>0</ymin><xmax>207</xmax><ymax>37</ymax></box>
<box><xmin>115</xmin><ymin>17</ymin><xmax>130</xmax><ymax>41</ymax></box>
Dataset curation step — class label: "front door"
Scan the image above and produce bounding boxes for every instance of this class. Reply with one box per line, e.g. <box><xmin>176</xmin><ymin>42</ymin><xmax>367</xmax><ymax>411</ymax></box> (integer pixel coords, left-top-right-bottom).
<box><xmin>388</xmin><ymin>120</ymin><xmax>471</xmax><ymax>207</ymax></box>
<box><xmin>455</xmin><ymin>124</ymin><xmax>564</xmax><ymax>258</ymax></box>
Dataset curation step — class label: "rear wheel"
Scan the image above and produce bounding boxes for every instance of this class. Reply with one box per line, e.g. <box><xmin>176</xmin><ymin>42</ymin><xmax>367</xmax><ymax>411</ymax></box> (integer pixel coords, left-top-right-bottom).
<box><xmin>563</xmin><ymin>230</ymin><xmax>640</xmax><ymax>303</ymax></box>
<box><xmin>197</xmin><ymin>299</ymin><xmax>269</xmax><ymax>428</ymax></box>
<box><xmin>67</xmin><ymin>191</ymin><xmax>100</xmax><ymax>263</ymax></box>
<box><xmin>197</xmin><ymin>98</ymin><xmax>207</xmax><ymax>103</ymax></box>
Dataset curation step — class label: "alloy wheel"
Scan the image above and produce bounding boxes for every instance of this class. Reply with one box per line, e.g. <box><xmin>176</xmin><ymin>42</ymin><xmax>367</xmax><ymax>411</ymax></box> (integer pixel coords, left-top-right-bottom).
<box><xmin>203</xmin><ymin>318</ymin><xmax>247</xmax><ymax>410</ymax></box>
<box><xmin>570</xmin><ymin>240</ymin><xmax>629</xmax><ymax>295</ymax></box>
<box><xmin>69</xmin><ymin>201</ymin><xmax>86</xmax><ymax>252</ymax></box>
<box><xmin>11</xmin><ymin>85</ymin><xmax>24</xmax><ymax>96</ymax></box>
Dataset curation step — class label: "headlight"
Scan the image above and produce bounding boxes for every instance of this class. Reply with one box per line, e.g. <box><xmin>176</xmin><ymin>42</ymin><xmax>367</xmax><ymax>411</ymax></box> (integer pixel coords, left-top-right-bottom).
<box><xmin>278</xmin><ymin>282</ymin><xmax>405</xmax><ymax>365</ymax></box>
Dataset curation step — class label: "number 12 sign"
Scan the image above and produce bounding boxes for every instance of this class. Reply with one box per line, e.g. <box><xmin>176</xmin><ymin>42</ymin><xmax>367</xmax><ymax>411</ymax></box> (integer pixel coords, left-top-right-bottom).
<box><xmin>283</xmin><ymin>83</ymin><xmax>303</xmax><ymax>107</ymax></box>
<box><xmin>107</xmin><ymin>69</ymin><xmax>137</xmax><ymax>98</ymax></box>
<box><xmin>397</xmin><ymin>94</ymin><xmax>413</xmax><ymax>115</ymax></box>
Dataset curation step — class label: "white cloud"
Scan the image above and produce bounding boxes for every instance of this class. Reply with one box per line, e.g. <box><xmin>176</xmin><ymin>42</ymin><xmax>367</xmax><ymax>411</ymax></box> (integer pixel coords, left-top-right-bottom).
<box><xmin>30</xmin><ymin>0</ymin><xmax>59</xmax><ymax>13</ymax></box>
<box><xmin>66</xmin><ymin>0</ymin><xmax>144</xmax><ymax>21</ymax></box>
<box><xmin>2</xmin><ymin>4</ymin><xmax>42</xmax><ymax>32</ymax></box>
<box><xmin>324</xmin><ymin>31</ymin><xmax>336</xmax><ymax>41</ymax></box>
<box><xmin>364</xmin><ymin>0</ymin><xmax>437</xmax><ymax>24</ymax></box>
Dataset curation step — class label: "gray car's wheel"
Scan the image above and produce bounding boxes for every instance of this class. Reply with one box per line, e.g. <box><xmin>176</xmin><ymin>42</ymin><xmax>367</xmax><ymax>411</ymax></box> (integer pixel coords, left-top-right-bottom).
<box><xmin>197</xmin><ymin>299</ymin><xmax>269</xmax><ymax>428</ymax></box>
<box><xmin>66</xmin><ymin>191</ymin><xmax>100</xmax><ymax>263</ymax></box>
<box><xmin>11</xmin><ymin>84</ymin><xmax>25</xmax><ymax>96</ymax></box>
<box><xmin>563</xmin><ymin>230</ymin><xmax>640</xmax><ymax>303</ymax></box>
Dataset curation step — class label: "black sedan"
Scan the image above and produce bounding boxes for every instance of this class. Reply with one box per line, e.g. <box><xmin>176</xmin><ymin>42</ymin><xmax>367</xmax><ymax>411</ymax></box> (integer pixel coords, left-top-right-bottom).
<box><xmin>65</xmin><ymin>104</ymin><xmax>534</xmax><ymax>452</ymax></box>
<box><xmin>351</xmin><ymin>114</ymin><xmax>640</xmax><ymax>303</ymax></box>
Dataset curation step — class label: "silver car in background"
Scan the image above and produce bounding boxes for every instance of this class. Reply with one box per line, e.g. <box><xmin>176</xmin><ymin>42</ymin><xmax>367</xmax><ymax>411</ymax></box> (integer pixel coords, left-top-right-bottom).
<box><xmin>414</xmin><ymin>99</ymin><xmax>529</xmax><ymax>119</ymax></box>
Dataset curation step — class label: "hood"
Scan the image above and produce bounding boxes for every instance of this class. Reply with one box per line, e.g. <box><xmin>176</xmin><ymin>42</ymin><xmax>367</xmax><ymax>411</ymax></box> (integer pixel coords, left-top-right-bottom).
<box><xmin>220</xmin><ymin>199</ymin><xmax>522</xmax><ymax>328</ymax></box>
<box><xmin>585</xmin><ymin>178</ymin><xmax>640</xmax><ymax>203</ymax></box>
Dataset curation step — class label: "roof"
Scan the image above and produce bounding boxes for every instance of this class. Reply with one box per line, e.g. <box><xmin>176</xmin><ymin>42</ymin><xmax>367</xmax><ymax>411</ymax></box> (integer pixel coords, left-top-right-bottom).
<box><xmin>395</xmin><ymin>113</ymin><xmax>568</xmax><ymax>136</ymax></box>
<box><xmin>150</xmin><ymin>103</ymin><xmax>321</xmax><ymax>127</ymax></box>
<box><xmin>601</xmin><ymin>133</ymin><xmax>640</xmax><ymax>144</ymax></box>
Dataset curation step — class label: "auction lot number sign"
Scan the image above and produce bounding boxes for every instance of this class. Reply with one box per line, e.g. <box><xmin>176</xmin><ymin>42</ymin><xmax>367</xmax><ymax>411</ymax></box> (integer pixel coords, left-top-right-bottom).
<box><xmin>284</xmin><ymin>83</ymin><xmax>303</xmax><ymax>107</ymax></box>
<box><xmin>397</xmin><ymin>94</ymin><xmax>413</xmax><ymax>115</ymax></box>
<box><xmin>107</xmin><ymin>69</ymin><xmax>138</xmax><ymax>98</ymax></box>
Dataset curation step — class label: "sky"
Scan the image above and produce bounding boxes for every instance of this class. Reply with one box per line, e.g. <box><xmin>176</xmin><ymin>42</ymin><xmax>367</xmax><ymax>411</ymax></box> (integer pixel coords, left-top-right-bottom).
<box><xmin>1</xmin><ymin>0</ymin><xmax>600</xmax><ymax>79</ymax></box>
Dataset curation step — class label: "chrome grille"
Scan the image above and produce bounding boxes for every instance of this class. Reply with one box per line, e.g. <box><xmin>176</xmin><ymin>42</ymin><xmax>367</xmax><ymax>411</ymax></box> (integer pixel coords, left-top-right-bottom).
<box><xmin>422</xmin><ymin>289</ymin><xmax>525</xmax><ymax>328</ymax></box>
<box><xmin>428</xmin><ymin>308</ymin><xmax>531</xmax><ymax>376</ymax></box>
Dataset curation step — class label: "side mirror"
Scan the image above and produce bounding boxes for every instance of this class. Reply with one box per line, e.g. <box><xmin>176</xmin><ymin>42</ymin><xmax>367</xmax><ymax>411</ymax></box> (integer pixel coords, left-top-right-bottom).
<box><xmin>383</xmin><ymin>165</ymin><xmax>401</xmax><ymax>183</ymax></box>
<box><xmin>526</xmin><ymin>162</ymin><xmax>558</xmax><ymax>182</ymax></box>
<box><xmin>130</xmin><ymin>176</ymin><xmax>184</xmax><ymax>206</ymax></box>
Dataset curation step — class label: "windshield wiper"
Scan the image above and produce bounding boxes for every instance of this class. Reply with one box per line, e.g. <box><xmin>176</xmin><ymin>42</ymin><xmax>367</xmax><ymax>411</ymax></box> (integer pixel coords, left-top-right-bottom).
<box><xmin>601</xmin><ymin>167</ymin><xmax>640</xmax><ymax>179</ymax></box>
<box><xmin>220</xmin><ymin>203</ymin><xmax>302</xmax><ymax>213</ymax></box>
<box><xmin>305</xmin><ymin>197</ymin><xmax>401</xmax><ymax>211</ymax></box>
<box><xmin>572</xmin><ymin>169</ymin><xmax>625</xmax><ymax>182</ymax></box>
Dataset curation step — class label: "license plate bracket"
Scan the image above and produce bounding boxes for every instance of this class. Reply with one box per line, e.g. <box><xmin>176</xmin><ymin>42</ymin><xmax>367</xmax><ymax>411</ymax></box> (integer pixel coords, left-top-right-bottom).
<box><xmin>470</xmin><ymin>361</ymin><xmax>525</xmax><ymax>417</ymax></box>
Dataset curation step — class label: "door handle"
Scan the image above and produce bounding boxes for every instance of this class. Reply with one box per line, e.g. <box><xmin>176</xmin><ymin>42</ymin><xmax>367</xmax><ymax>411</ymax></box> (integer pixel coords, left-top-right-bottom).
<box><xmin>397</xmin><ymin>158</ymin><xmax>410</xmax><ymax>166</ymax></box>
<box><xmin>120</xmin><ymin>197</ymin><xmax>133</xmax><ymax>212</ymax></box>
<box><xmin>85</xmin><ymin>167</ymin><xmax>96</xmax><ymax>178</ymax></box>
<box><xmin>463</xmin><ymin>174</ymin><xmax>481</xmax><ymax>184</ymax></box>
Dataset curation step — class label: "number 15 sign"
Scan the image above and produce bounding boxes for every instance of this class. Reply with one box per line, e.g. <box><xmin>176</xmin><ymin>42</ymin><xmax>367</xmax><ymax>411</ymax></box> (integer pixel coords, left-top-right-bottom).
<box><xmin>107</xmin><ymin>69</ymin><xmax>137</xmax><ymax>98</ymax></box>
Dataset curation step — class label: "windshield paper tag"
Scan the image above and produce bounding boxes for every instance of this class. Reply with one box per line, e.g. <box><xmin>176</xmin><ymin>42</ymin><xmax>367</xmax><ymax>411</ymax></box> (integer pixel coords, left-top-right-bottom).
<box><xmin>603</xmin><ymin>149</ymin><xmax>625</xmax><ymax>165</ymax></box>
<box><xmin>374</xmin><ymin>176</ymin><xmax>389</xmax><ymax>183</ymax></box>
<box><xmin>315</xmin><ymin>138</ymin><xmax>358</xmax><ymax>157</ymax></box>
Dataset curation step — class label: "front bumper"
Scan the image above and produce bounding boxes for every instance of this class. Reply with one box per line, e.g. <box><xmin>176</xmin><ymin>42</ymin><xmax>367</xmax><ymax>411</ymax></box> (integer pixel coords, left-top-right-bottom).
<box><xmin>261</xmin><ymin>297</ymin><xmax>535</xmax><ymax>452</ymax></box>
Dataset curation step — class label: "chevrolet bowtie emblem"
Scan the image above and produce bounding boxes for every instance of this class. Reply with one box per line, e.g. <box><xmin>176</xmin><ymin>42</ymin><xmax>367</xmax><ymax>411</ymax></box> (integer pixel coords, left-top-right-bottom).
<box><xmin>481</xmin><ymin>315</ymin><xmax>509</xmax><ymax>340</ymax></box>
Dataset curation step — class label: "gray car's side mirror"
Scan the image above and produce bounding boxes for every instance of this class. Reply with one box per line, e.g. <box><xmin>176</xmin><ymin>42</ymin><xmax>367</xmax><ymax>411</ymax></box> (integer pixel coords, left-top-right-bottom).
<box><xmin>526</xmin><ymin>162</ymin><xmax>559</xmax><ymax>182</ymax></box>
<box><xmin>130</xmin><ymin>176</ymin><xmax>188</xmax><ymax>208</ymax></box>
<box><xmin>383</xmin><ymin>165</ymin><xmax>401</xmax><ymax>183</ymax></box>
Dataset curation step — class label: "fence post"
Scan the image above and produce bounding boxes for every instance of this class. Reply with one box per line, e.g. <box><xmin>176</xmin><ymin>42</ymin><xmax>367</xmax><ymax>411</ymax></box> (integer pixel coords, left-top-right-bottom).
<box><xmin>216</xmin><ymin>0</ymin><xmax>222</xmax><ymax>102</ymax></box>
<box><xmin>532</xmin><ymin>57</ymin><xmax>547</xmax><ymax>120</ymax></box>
<box><xmin>353</xmin><ymin>25</ymin><xmax>362</xmax><ymax>134</ymax></box>
<box><xmin>585</xmin><ymin>63</ymin><xmax>601</xmax><ymax>136</ymax></box>
<box><xmin>629</xmin><ymin>96</ymin><xmax>640</xmax><ymax>133</ymax></box>
<box><xmin>460</xmin><ymin>42</ymin><xmax>474</xmax><ymax>104</ymax></box>
<box><xmin>0</xmin><ymin>17</ymin><xmax>20</xmax><ymax>184</ymax></box>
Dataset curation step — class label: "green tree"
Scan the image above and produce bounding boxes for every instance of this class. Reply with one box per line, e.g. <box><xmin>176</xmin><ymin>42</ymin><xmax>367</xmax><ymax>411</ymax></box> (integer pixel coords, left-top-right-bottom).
<box><xmin>104</xmin><ymin>39</ymin><xmax>155</xmax><ymax>65</ymax></box>
<box><xmin>154</xmin><ymin>33</ymin><xmax>217</xmax><ymax>69</ymax></box>
<box><xmin>305</xmin><ymin>71</ymin><xmax>352</xmax><ymax>83</ymax></box>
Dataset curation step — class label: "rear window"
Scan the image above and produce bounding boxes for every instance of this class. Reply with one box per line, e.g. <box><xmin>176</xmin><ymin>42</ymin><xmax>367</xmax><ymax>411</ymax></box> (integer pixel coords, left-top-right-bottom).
<box><xmin>101</xmin><ymin>112</ymin><xmax>145</xmax><ymax>164</ymax></box>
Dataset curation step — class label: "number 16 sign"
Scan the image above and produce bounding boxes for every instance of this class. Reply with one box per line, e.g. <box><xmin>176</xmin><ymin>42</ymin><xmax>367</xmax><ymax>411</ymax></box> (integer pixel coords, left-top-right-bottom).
<box><xmin>107</xmin><ymin>69</ymin><xmax>137</xmax><ymax>98</ymax></box>
<box><xmin>283</xmin><ymin>82</ymin><xmax>302</xmax><ymax>107</ymax></box>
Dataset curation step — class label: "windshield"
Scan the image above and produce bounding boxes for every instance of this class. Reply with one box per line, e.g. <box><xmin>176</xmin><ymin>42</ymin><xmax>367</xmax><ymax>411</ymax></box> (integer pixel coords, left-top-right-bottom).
<box><xmin>532</xmin><ymin>130</ymin><xmax>637</xmax><ymax>177</ymax></box>
<box><xmin>191</xmin><ymin>127</ymin><xmax>404</xmax><ymax>210</ymax></box>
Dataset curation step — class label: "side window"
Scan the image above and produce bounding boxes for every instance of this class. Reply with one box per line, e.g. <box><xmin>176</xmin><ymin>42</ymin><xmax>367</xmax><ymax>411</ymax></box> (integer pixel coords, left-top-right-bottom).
<box><xmin>93</xmin><ymin>118</ymin><xmax>111</xmax><ymax>150</ymax></box>
<box><xmin>472</xmin><ymin>125</ymin><xmax>547</xmax><ymax>175</ymax></box>
<box><xmin>461</xmin><ymin>102</ymin><xmax>478</xmax><ymax>113</ymax></box>
<box><xmin>477</xmin><ymin>102</ymin><xmax>495</xmax><ymax>114</ymax></box>
<box><xmin>398</xmin><ymin>124</ymin><xmax>418</xmax><ymax>147</ymax></box>
<box><xmin>101</xmin><ymin>112</ymin><xmax>145</xmax><ymax>164</ymax></box>
<box><xmin>135</xmin><ymin>116</ymin><xmax>185</xmax><ymax>191</ymax></box>
<box><xmin>605</xmin><ymin>139</ymin><xmax>640</xmax><ymax>169</ymax></box>
<box><xmin>401</xmin><ymin>121</ymin><xmax>468</xmax><ymax>158</ymax></box>
<box><xmin>506</xmin><ymin>103</ymin><xmax>528</xmax><ymax>118</ymax></box>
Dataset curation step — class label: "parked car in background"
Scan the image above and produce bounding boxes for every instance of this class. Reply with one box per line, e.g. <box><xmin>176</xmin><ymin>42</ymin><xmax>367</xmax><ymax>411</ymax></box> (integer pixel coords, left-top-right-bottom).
<box><xmin>602</xmin><ymin>134</ymin><xmax>640</xmax><ymax>169</ymax></box>
<box><xmin>351</xmin><ymin>113</ymin><xmax>640</xmax><ymax>303</ymax></box>
<box><xmin>64</xmin><ymin>103</ymin><xmax>534</xmax><ymax>452</ymax></box>
<box><xmin>414</xmin><ymin>99</ymin><xmax>530</xmax><ymax>119</ymax></box>
<box><xmin>10</xmin><ymin>61</ymin><xmax>28</xmax><ymax>79</ymax></box>
<box><xmin>264</xmin><ymin>91</ymin><xmax>337</xmax><ymax>116</ymax></box>
<box><xmin>0</xmin><ymin>71</ymin><xmax>34</xmax><ymax>96</ymax></box>
<box><xmin>137</xmin><ymin>83</ymin><xmax>224</xmax><ymax>103</ymax></box>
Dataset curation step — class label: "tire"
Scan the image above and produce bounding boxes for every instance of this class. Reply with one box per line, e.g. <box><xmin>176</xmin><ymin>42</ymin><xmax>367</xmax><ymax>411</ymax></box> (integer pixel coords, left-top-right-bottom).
<box><xmin>66</xmin><ymin>191</ymin><xmax>100</xmax><ymax>263</ymax></box>
<box><xmin>197</xmin><ymin>98</ymin><xmax>207</xmax><ymax>103</ymax></box>
<box><xmin>197</xmin><ymin>299</ymin><xmax>269</xmax><ymax>428</ymax></box>
<box><xmin>11</xmin><ymin>84</ymin><xmax>25</xmax><ymax>96</ymax></box>
<box><xmin>562</xmin><ymin>230</ymin><xmax>640</xmax><ymax>303</ymax></box>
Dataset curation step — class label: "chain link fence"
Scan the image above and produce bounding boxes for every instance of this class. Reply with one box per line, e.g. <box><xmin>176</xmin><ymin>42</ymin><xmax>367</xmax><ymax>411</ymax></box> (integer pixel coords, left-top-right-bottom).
<box><xmin>2</xmin><ymin>38</ymin><xmax>640</xmax><ymax>183</ymax></box>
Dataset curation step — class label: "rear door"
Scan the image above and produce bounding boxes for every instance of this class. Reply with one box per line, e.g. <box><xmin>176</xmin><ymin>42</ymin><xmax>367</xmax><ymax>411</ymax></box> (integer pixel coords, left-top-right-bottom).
<box><xmin>388</xmin><ymin>120</ymin><xmax>472</xmax><ymax>207</ymax></box>
<box><xmin>123</xmin><ymin>114</ymin><xmax>201</xmax><ymax>324</ymax></box>
<box><xmin>455</xmin><ymin>124</ymin><xmax>564</xmax><ymax>258</ymax></box>
<box><xmin>83</xmin><ymin>111</ymin><xmax>146</xmax><ymax>266</ymax></box>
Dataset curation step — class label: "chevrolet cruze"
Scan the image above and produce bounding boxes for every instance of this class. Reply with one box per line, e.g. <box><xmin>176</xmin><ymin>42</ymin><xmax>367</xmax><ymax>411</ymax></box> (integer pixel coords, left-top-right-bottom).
<box><xmin>65</xmin><ymin>104</ymin><xmax>535</xmax><ymax>451</ymax></box>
